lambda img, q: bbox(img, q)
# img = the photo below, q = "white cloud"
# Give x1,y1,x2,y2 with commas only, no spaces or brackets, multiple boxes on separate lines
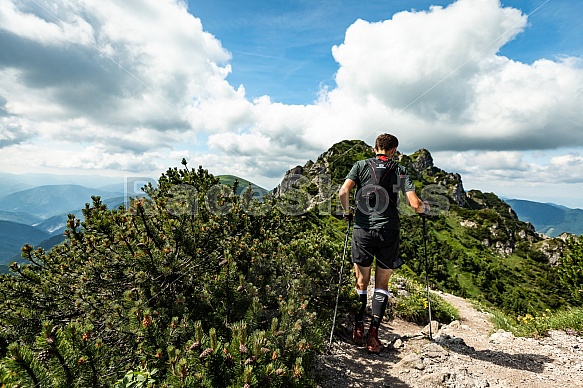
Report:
434,149,583,207
0,0,230,154
209,0,583,161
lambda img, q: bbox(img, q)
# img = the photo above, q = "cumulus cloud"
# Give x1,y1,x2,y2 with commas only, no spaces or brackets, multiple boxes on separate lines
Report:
0,0,231,160
203,0,583,161
435,149,583,199
0,95,34,147
322,0,583,152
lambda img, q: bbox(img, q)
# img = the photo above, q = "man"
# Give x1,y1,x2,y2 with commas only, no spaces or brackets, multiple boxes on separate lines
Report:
338,133,429,354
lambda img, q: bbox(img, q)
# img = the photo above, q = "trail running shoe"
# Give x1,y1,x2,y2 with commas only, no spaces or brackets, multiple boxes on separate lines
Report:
352,322,366,345
366,326,384,354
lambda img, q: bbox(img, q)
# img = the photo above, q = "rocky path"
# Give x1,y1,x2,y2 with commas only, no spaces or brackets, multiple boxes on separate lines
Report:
316,291,583,387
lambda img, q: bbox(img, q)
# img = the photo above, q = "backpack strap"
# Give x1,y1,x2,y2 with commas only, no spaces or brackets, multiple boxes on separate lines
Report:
365,158,395,187
361,158,399,208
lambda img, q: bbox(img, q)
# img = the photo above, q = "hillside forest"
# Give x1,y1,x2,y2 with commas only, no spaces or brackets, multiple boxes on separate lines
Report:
0,140,582,387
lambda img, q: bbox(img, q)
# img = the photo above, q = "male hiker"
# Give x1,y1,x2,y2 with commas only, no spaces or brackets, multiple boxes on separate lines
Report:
338,133,429,353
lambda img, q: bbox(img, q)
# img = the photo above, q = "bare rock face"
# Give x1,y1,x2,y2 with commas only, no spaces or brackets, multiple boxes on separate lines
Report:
402,149,468,207
435,172,467,206
410,148,434,172
272,165,305,198
539,238,567,266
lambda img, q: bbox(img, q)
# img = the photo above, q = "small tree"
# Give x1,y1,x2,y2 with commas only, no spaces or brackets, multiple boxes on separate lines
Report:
556,236,583,304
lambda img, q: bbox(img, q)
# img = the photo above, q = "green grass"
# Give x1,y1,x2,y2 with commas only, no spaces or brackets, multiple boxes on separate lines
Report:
480,302,583,337
389,276,460,325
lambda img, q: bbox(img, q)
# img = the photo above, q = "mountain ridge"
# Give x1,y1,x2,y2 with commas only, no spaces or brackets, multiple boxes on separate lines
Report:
0,184,124,218
0,220,49,266
505,198,583,237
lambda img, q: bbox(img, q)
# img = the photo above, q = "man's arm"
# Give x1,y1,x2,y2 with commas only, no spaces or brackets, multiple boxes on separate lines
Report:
339,179,356,213
406,190,429,214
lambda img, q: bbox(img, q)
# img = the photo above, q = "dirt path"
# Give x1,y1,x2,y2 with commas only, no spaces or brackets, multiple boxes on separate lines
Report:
316,291,583,387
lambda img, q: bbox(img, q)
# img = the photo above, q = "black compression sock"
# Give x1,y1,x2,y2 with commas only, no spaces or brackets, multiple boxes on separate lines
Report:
371,289,388,329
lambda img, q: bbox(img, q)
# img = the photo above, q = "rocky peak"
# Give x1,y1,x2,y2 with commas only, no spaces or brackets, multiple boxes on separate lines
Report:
408,148,434,173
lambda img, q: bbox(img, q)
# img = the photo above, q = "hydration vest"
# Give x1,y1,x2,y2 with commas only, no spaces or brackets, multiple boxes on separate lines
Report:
357,157,399,213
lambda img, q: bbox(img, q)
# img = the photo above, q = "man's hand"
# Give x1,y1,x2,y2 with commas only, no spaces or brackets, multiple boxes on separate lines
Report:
342,210,353,223
419,201,431,216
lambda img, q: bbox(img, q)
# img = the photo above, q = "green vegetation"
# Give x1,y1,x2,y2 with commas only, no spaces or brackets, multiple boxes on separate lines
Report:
397,209,570,315
1,140,582,386
0,164,347,387
556,236,583,305
389,276,460,325
217,175,270,197
482,303,583,338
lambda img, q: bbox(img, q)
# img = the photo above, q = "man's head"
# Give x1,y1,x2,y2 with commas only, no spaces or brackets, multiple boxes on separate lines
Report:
374,133,398,154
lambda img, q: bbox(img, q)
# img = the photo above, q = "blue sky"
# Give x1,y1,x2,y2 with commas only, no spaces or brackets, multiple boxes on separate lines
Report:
1,0,583,208
188,0,582,104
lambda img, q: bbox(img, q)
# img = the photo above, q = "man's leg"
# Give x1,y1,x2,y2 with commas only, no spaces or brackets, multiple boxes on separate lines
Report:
354,263,371,322
351,228,376,345
367,265,393,353
352,264,371,344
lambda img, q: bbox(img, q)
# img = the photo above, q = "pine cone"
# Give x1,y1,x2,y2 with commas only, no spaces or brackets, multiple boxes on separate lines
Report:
199,347,213,359
239,343,248,354
244,356,257,365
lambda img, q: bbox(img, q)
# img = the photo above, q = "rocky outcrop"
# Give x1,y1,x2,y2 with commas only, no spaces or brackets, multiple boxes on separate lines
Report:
539,237,568,266
273,140,373,210
409,148,434,172
435,172,467,206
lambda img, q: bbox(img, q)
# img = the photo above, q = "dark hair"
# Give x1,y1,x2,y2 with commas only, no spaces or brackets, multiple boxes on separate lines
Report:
375,133,398,151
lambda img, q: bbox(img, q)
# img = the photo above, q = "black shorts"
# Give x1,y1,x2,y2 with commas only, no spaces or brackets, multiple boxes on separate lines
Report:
351,228,403,270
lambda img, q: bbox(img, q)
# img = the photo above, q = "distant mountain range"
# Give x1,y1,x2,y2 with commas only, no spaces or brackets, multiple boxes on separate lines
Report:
0,168,581,272
0,176,270,269
505,199,583,238
0,183,135,268
0,220,49,269
0,184,124,217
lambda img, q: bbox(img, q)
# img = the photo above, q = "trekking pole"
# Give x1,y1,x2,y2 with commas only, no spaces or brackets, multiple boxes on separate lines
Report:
328,219,351,348
422,215,433,340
